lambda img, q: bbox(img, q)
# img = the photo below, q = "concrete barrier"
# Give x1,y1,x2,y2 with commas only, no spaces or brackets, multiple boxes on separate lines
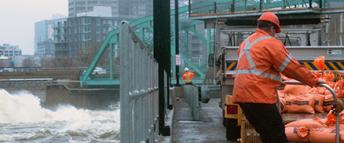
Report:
184,85,201,120
0,69,80,80
45,84,118,109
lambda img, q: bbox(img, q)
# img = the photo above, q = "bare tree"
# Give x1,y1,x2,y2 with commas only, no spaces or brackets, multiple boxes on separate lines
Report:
41,56,55,68
22,57,35,67
74,42,101,67
0,60,6,67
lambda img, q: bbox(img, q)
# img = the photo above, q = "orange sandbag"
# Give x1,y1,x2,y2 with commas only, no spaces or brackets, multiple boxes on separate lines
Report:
283,95,315,114
311,87,331,95
338,90,344,98
313,56,325,71
309,127,336,143
327,110,344,125
324,71,335,83
313,72,321,78
278,90,287,99
326,111,336,126
335,79,344,98
324,95,334,112
278,91,286,111
286,118,325,129
312,94,325,113
339,111,344,124
283,85,311,95
279,97,286,111
322,110,344,126
285,127,309,142
308,126,344,143
309,87,319,94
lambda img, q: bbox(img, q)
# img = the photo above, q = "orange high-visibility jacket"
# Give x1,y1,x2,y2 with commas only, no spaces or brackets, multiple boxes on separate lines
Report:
182,71,195,83
233,29,318,104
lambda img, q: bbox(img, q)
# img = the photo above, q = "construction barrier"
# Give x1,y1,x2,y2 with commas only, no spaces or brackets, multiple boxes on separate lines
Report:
184,85,201,120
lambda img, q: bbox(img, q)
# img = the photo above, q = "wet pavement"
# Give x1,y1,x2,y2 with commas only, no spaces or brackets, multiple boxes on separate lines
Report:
172,97,233,143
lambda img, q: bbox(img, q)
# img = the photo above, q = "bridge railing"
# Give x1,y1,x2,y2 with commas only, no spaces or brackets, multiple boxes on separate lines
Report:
120,22,160,142
188,0,344,17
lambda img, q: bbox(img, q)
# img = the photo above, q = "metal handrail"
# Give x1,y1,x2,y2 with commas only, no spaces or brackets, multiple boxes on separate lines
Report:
282,80,341,143
120,22,160,142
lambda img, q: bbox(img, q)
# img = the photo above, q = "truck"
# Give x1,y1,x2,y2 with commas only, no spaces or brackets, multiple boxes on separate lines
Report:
217,30,344,142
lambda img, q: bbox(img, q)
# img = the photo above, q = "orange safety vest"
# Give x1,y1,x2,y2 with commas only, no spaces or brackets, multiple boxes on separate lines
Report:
182,71,195,84
233,29,318,104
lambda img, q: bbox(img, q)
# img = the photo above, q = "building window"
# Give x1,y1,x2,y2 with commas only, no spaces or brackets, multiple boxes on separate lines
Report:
97,35,101,41
83,35,86,41
76,7,86,11
87,0,98,5
82,18,86,25
76,1,85,5
85,18,91,25
85,26,91,33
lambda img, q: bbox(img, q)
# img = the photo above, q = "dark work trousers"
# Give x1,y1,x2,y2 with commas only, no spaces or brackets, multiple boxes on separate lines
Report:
239,103,288,143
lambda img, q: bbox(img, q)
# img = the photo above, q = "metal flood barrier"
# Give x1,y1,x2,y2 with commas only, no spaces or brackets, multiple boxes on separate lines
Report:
184,85,201,120
120,22,159,143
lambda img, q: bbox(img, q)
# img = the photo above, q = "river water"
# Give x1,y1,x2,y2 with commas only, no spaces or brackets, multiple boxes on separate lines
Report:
0,89,119,143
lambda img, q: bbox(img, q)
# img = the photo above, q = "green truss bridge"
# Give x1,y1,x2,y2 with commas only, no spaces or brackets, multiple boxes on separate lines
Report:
80,0,344,87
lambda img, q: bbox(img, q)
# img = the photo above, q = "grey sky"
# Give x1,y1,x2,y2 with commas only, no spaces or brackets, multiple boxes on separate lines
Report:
0,0,68,55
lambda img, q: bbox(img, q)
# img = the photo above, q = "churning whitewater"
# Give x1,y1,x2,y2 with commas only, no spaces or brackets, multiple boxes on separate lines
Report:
0,89,119,143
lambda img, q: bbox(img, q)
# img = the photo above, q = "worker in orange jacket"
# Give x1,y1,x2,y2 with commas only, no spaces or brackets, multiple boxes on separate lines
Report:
232,12,323,143
182,67,195,84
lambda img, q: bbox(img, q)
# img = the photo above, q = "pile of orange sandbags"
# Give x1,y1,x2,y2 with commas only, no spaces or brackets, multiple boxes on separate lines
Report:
285,112,344,143
279,91,335,114
279,71,344,114
279,91,330,114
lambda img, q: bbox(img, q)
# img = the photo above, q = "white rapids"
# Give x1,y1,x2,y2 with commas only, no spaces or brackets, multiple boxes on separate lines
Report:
0,89,119,143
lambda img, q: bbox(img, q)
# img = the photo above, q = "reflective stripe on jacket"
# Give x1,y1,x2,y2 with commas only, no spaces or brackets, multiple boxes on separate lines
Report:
233,29,318,104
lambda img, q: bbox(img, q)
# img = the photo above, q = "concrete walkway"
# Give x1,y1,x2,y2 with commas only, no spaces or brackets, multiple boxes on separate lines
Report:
172,97,231,143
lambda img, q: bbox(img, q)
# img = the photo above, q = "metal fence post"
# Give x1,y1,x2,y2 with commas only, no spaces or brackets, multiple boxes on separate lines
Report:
188,0,191,17
120,21,130,143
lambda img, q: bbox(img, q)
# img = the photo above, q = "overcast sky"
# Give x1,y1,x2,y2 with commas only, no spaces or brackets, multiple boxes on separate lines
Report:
0,0,68,55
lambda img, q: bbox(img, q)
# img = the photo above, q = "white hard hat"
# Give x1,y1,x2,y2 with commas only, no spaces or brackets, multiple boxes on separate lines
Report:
184,67,189,71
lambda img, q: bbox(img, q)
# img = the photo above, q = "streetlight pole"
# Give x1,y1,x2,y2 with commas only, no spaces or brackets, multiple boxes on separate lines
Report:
154,0,171,136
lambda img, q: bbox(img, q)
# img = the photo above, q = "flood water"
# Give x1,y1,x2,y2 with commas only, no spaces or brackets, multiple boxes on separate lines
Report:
0,89,119,143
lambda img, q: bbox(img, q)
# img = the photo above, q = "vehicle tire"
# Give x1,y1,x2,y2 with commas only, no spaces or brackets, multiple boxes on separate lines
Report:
226,119,241,141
